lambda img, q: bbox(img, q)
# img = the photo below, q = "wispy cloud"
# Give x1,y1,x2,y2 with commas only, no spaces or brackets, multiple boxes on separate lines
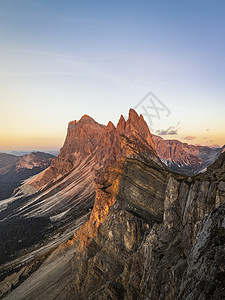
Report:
156,123,180,136
183,135,196,141
0,48,162,88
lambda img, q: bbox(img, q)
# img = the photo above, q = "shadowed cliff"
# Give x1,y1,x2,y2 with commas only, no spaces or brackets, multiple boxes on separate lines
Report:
1,111,225,300
4,150,225,300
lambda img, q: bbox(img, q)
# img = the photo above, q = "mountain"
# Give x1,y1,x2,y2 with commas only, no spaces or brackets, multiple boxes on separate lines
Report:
152,134,224,175
3,140,225,299
26,110,155,191
0,153,20,168
0,152,55,200
0,110,224,299
3,150,60,157
0,109,157,281
1,109,156,223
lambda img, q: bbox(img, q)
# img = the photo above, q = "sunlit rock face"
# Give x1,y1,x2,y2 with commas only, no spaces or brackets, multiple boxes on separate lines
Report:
0,109,158,299
6,151,225,300
0,109,156,225
26,108,155,193
11,108,157,223
2,109,225,300
63,152,225,300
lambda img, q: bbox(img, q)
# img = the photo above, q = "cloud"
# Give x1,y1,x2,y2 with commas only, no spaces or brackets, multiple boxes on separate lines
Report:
156,125,180,136
206,128,210,131
183,136,196,141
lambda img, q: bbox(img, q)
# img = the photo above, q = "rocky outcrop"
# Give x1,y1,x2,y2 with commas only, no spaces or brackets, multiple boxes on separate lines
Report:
0,110,156,224
2,111,225,300
152,135,224,175
0,109,158,298
5,148,225,299
64,152,225,300
8,109,157,225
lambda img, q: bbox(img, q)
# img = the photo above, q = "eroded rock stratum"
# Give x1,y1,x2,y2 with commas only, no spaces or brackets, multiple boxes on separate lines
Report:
2,110,225,300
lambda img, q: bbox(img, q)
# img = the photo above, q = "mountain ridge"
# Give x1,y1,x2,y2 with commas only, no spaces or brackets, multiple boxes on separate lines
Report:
152,134,224,175
0,110,224,299
0,109,157,281
0,152,55,200
23,108,156,193
4,150,225,299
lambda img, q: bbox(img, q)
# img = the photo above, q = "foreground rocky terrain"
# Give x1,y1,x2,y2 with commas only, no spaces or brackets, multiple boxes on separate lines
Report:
0,110,224,299
3,145,225,299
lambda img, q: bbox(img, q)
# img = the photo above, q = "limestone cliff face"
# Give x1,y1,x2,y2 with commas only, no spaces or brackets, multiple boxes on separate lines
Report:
60,153,225,300
2,112,225,300
4,152,225,300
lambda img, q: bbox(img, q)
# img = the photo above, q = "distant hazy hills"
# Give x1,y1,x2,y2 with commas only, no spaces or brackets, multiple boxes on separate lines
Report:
0,152,55,200
4,150,59,157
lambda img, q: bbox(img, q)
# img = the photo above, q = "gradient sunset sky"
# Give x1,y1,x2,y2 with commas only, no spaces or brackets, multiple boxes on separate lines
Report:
0,0,225,151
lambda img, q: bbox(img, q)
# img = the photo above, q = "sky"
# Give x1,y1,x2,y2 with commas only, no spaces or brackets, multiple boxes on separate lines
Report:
0,0,225,151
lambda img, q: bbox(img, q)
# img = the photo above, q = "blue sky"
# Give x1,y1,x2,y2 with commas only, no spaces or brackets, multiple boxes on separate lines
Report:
0,0,225,150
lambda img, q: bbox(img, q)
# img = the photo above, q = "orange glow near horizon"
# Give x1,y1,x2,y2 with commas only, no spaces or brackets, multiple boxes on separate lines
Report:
0,135,64,151
0,1,225,153
0,128,224,152
0,109,225,151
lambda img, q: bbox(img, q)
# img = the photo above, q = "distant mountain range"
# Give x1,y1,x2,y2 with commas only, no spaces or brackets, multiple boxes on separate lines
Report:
3,150,59,157
152,135,225,175
1,130,223,203
0,152,55,200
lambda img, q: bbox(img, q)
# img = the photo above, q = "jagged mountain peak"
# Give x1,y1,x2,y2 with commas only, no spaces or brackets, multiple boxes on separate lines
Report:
128,108,139,121
105,121,115,131
68,119,77,128
23,109,155,193
7,141,225,300
1,110,225,300
79,114,98,124
68,115,101,129
127,109,147,132
116,114,126,130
